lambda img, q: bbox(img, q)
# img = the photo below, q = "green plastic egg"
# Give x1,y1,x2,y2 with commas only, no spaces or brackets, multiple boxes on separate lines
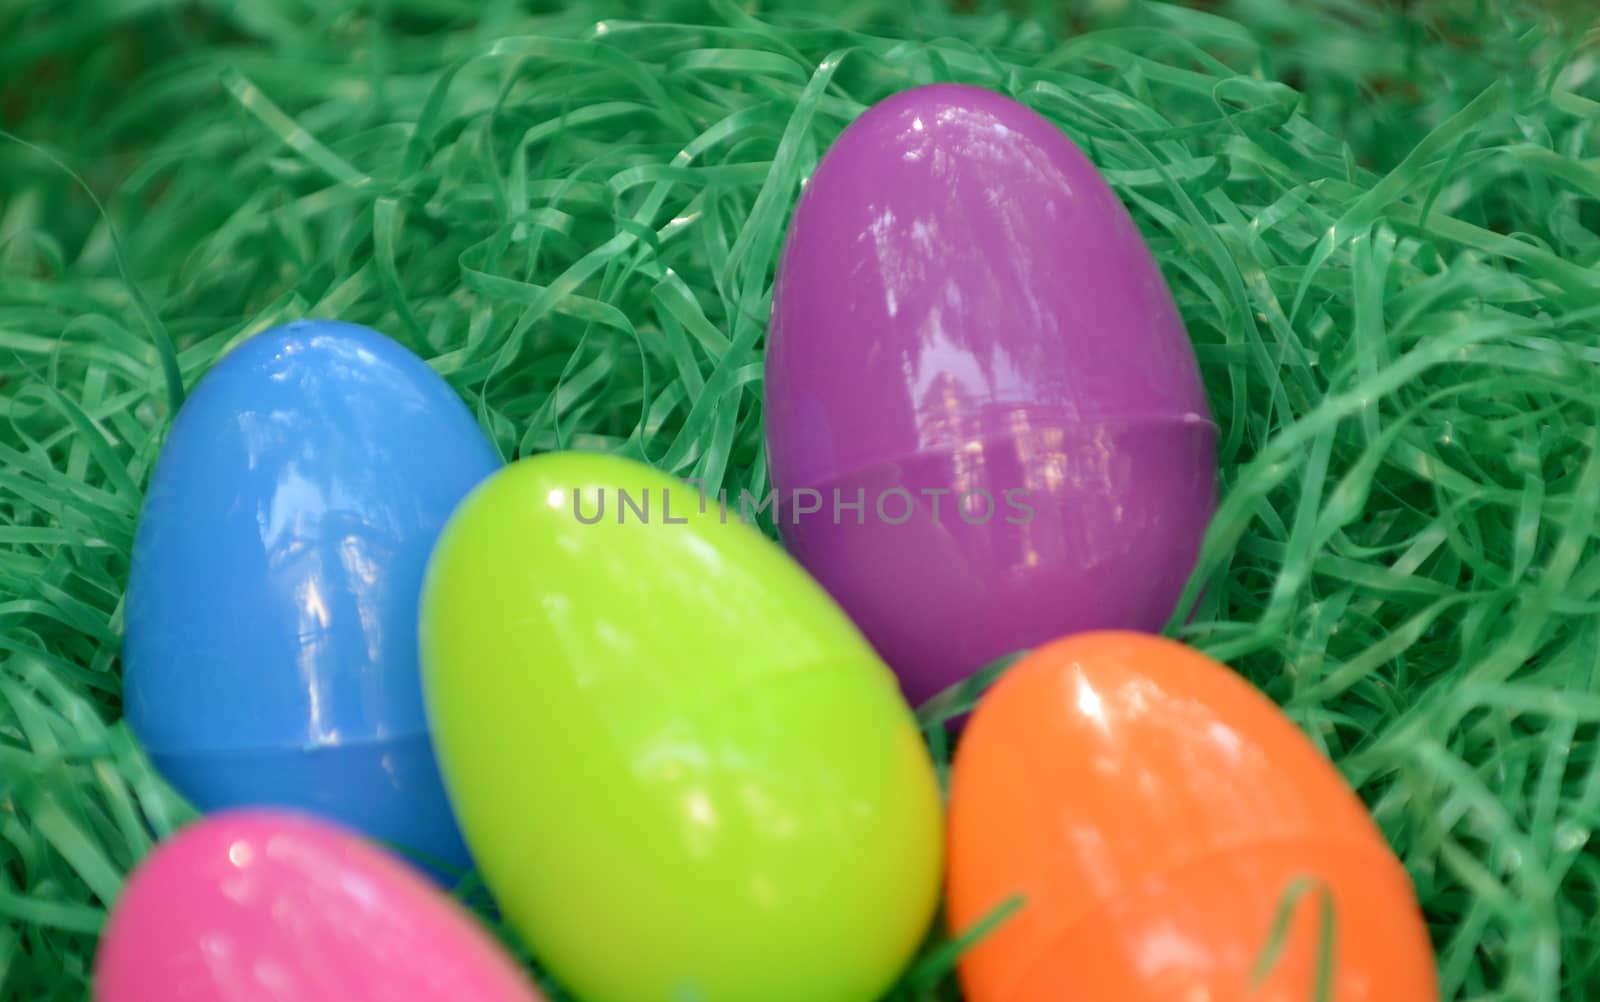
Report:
418,451,943,1002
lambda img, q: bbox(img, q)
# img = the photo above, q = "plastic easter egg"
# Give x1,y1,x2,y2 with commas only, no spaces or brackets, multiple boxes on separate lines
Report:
419,451,943,1002
122,320,501,873
946,632,1437,1002
94,810,545,1002
765,83,1217,708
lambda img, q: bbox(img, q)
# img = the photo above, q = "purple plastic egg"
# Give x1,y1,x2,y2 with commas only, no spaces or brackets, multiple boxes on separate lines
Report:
764,83,1217,710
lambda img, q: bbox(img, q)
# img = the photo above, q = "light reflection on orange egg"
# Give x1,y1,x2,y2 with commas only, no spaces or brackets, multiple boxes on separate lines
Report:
947,631,1437,1002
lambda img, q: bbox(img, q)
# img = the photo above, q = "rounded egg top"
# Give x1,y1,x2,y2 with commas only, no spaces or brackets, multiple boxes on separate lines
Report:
123,319,500,761
418,452,944,1002
93,810,545,1002
946,632,1437,1002
765,83,1212,493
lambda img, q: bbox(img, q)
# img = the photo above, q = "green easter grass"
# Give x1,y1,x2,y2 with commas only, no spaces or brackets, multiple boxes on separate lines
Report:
3,0,1599,998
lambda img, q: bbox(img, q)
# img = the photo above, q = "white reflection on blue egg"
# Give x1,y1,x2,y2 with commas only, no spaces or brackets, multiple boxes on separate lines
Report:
123,320,500,874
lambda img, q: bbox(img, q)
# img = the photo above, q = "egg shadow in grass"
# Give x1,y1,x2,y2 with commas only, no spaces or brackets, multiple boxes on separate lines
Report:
373,842,504,919
407,870,577,1002
882,895,1028,1002
916,650,1029,754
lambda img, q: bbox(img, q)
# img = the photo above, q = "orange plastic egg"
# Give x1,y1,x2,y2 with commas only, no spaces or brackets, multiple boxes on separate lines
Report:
946,631,1436,1002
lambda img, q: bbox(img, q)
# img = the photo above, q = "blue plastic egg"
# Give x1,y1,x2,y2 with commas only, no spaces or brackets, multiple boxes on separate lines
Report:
122,320,500,873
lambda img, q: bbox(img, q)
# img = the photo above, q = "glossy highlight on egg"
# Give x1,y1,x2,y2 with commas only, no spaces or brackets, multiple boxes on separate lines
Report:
93,810,545,1002
419,451,943,1002
765,83,1217,708
946,631,1438,1002
122,319,501,873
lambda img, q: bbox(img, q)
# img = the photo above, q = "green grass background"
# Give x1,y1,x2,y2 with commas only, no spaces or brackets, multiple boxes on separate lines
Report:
3,0,1599,998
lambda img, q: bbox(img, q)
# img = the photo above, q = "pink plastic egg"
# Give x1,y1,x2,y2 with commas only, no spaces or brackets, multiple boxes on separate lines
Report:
94,810,544,1002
